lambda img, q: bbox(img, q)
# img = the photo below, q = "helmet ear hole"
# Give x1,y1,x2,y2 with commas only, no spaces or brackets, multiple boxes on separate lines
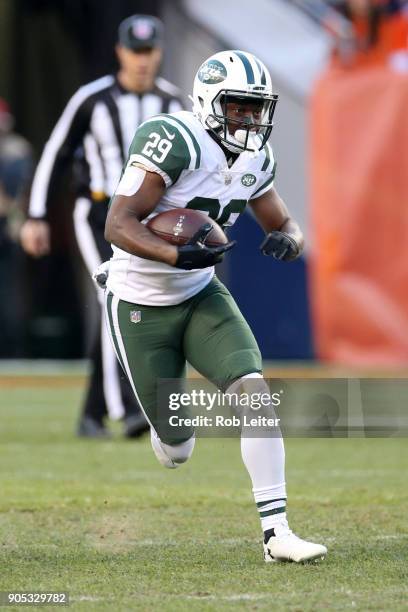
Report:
198,96,204,108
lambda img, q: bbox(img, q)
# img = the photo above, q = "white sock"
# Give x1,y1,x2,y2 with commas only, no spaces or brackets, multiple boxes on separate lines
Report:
227,373,287,533
241,436,287,532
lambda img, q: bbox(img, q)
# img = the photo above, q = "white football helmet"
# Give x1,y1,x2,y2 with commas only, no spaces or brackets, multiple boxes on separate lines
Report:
192,50,278,154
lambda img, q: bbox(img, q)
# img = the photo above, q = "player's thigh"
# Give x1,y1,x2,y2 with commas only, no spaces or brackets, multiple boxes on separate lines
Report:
183,278,262,390
105,291,193,443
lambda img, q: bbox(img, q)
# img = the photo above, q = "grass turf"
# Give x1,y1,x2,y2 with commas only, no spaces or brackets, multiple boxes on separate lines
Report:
0,378,407,610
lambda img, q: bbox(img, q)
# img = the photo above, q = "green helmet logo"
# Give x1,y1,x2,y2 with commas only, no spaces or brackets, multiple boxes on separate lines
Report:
241,173,257,187
198,60,227,84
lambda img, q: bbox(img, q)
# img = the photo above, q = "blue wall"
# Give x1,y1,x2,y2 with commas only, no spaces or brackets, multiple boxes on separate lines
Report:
225,212,314,360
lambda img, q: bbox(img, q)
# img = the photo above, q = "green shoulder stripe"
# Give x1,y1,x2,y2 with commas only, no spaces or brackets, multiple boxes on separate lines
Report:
261,143,273,172
168,116,201,169
128,118,191,185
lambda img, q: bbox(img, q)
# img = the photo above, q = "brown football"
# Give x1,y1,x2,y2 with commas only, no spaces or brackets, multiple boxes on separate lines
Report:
146,209,227,247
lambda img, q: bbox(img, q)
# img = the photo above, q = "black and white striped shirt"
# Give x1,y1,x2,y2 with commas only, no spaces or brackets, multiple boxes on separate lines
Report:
28,75,183,218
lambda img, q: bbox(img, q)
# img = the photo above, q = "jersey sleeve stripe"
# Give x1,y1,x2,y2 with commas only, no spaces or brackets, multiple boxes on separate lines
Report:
261,143,272,172
128,154,172,187
252,174,274,198
164,116,201,169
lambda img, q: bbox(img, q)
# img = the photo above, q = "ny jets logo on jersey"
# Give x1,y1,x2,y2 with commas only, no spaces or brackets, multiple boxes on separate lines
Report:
161,125,176,140
241,173,257,187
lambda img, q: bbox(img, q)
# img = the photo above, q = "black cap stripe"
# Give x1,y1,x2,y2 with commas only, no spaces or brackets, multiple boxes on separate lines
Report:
233,50,255,84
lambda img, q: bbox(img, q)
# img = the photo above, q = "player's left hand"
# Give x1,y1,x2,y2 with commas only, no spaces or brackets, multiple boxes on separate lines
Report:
260,231,301,262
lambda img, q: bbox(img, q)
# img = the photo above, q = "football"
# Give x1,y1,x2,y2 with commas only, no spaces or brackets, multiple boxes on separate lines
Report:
146,209,227,247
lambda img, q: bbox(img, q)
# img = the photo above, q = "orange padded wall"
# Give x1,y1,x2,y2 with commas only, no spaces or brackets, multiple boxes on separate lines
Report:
309,67,408,364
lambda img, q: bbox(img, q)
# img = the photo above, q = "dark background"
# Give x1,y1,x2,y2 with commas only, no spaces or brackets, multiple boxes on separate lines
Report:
0,0,162,359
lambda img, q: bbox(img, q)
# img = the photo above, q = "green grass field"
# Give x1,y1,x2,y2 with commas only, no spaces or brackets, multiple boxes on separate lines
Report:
0,372,407,610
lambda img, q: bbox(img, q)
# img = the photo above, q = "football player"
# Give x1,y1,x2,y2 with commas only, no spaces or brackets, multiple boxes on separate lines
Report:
102,50,327,563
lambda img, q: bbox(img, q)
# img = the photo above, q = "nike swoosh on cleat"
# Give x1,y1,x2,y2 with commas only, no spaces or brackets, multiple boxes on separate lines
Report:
161,125,176,140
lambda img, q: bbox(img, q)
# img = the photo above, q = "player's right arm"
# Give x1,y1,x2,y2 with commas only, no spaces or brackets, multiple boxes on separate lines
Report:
106,117,234,269
105,116,188,265
106,166,233,269
105,168,179,266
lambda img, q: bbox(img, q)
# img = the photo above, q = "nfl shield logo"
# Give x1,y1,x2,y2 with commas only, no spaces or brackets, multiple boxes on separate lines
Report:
130,310,142,324
133,20,153,40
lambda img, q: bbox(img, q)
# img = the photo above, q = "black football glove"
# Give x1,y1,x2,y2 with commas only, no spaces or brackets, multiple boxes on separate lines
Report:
260,231,301,262
175,223,236,270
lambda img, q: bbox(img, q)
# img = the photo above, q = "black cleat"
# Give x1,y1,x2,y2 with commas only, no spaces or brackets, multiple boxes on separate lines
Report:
123,413,150,438
77,417,111,439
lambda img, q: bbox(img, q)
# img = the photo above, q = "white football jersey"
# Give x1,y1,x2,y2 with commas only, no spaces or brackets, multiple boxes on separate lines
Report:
107,111,276,305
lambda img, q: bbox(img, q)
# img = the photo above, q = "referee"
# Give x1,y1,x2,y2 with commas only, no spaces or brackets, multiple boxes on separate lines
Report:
20,15,184,438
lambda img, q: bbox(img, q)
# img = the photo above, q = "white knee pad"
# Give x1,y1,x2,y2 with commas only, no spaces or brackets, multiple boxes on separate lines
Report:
150,429,195,469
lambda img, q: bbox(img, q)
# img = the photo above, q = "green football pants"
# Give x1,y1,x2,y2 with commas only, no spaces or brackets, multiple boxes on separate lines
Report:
105,277,262,444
